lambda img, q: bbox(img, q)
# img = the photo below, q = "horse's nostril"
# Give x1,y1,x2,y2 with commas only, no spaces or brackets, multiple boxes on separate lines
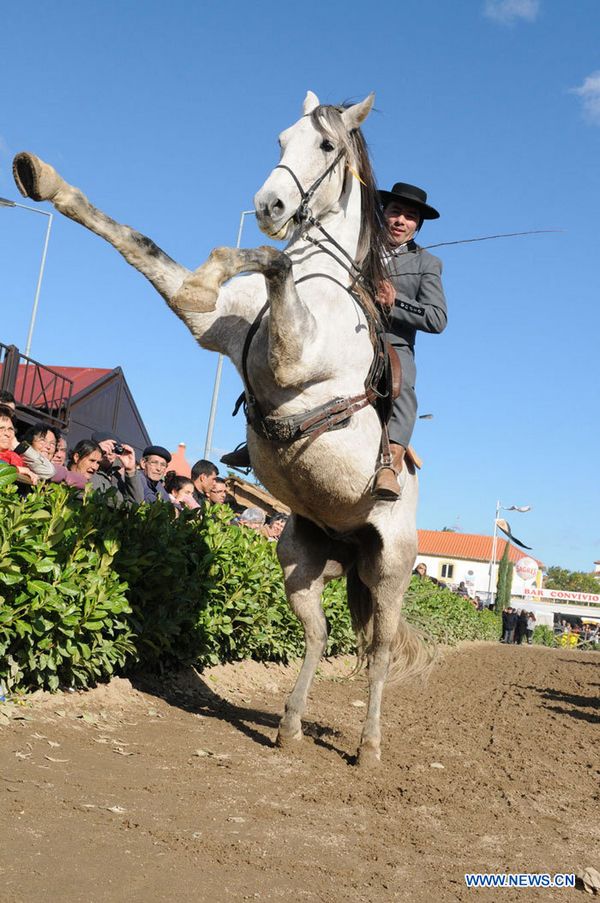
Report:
270,199,284,216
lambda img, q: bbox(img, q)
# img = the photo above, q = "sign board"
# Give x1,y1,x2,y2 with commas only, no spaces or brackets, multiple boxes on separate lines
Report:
523,587,600,605
515,557,538,582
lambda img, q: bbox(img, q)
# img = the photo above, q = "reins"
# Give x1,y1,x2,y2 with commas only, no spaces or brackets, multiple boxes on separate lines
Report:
274,149,374,296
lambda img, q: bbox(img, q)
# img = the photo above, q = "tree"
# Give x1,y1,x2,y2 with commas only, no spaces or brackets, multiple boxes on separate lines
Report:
545,566,599,594
495,543,514,612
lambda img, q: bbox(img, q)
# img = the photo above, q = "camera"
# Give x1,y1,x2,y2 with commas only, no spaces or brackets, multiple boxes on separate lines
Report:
113,443,125,455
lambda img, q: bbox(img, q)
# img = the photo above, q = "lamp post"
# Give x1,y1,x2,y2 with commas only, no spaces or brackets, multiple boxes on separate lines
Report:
487,501,531,608
0,197,53,359
203,209,256,460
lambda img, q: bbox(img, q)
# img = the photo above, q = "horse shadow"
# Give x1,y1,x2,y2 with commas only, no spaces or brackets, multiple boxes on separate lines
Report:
129,667,354,763
519,683,600,725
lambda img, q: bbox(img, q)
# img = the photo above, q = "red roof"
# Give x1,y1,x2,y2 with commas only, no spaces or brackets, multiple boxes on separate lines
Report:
41,366,112,397
5,363,111,408
417,530,543,567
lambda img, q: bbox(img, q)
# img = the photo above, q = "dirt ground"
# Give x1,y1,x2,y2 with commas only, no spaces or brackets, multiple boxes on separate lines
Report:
1,642,598,902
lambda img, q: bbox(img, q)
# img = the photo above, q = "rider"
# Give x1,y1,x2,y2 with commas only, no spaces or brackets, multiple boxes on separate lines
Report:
222,182,447,497
372,182,447,500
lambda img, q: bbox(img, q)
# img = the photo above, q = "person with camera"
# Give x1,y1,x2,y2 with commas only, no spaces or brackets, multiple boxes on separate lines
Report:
90,430,144,507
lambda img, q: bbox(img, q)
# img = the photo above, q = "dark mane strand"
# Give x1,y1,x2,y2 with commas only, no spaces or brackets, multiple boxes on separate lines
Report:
310,104,387,323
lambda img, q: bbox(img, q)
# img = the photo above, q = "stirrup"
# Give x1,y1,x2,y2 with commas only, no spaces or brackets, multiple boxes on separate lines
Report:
220,442,251,472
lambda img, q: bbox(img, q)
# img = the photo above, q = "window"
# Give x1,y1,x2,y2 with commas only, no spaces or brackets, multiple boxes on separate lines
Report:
440,563,454,579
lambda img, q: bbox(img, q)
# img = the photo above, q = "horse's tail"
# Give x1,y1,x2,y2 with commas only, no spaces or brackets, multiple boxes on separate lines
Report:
346,565,435,684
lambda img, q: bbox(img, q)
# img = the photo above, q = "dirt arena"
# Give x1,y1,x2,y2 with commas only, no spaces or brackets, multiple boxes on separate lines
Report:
1,642,598,902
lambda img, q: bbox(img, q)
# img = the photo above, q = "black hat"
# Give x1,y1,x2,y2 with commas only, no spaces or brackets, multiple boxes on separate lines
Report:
142,445,172,463
378,182,440,220
91,430,122,445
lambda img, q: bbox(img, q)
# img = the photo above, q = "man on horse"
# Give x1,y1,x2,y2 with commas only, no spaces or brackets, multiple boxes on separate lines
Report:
372,182,447,500
221,181,447,499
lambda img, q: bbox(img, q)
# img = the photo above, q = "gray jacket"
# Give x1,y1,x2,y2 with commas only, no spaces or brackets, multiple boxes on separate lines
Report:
384,241,447,352
90,465,144,507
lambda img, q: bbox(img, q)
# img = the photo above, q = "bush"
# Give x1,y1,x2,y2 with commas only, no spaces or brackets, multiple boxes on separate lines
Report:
0,466,502,693
0,467,134,692
404,577,501,644
532,624,556,647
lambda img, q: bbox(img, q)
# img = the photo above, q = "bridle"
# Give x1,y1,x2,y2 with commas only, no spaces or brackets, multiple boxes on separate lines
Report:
273,146,371,294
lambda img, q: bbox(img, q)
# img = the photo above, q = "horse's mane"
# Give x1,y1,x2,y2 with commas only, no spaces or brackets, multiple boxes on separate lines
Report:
310,104,387,321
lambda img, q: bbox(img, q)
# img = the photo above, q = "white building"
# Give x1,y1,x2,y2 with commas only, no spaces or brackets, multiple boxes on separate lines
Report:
415,532,600,627
415,530,543,602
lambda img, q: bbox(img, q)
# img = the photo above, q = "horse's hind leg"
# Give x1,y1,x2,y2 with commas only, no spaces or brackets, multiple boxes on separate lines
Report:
352,526,425,767
276,515,348,746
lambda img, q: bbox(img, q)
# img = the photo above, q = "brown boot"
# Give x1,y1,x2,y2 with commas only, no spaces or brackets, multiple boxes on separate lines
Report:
372,444,406,501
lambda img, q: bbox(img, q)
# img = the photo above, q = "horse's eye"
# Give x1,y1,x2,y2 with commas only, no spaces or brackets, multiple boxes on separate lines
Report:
320,139,335,152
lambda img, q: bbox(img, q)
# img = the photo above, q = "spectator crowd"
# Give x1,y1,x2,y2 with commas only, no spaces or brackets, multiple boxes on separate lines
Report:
0,391,288,540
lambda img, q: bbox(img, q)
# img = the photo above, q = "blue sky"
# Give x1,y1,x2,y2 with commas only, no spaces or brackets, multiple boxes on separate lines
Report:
1,0,598,571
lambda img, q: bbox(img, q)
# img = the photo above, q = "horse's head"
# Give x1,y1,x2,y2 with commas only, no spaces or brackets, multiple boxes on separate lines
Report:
254,91,375,241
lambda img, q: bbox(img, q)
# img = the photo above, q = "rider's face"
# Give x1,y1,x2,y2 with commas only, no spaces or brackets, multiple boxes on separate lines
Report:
384,202,421,247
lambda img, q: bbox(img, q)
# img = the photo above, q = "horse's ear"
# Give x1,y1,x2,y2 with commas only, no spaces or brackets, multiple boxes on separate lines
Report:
303,91,320,115
341,94,375,130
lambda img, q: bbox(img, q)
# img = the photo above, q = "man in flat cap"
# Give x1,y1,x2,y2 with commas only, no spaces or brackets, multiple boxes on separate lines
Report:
139,445,172,503
90,430,144,506
373,182,447,500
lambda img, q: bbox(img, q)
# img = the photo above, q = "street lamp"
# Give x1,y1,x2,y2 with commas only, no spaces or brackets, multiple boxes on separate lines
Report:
0,196,53,359
203,209,256,460
487,501,531,608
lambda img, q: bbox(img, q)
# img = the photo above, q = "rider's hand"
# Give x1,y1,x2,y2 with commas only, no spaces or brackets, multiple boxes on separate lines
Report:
376,280,396,309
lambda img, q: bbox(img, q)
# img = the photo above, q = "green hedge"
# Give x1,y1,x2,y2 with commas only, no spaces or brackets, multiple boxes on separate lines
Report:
404,577,501,644
0,463,501,693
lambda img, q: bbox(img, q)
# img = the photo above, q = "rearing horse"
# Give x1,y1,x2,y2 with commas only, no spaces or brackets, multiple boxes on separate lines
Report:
13,91,430,765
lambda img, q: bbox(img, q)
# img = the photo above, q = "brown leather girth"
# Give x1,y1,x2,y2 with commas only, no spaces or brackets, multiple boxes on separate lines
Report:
234,304,403,452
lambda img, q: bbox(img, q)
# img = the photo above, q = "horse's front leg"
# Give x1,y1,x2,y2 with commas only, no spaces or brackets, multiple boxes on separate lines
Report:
276,516,349,746
13,152,191,312
175,246,322,387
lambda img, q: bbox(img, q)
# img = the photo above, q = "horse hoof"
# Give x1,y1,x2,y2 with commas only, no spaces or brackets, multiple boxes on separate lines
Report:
356,745,381,768
13,152,61,202
276,729,303,748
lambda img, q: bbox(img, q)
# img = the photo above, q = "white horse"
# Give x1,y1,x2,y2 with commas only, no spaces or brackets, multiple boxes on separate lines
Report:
13,91,430,765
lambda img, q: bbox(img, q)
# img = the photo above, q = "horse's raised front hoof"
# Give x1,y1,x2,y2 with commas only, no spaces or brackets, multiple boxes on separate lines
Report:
275,728,303,748
356,744,381,769
13,152,61,203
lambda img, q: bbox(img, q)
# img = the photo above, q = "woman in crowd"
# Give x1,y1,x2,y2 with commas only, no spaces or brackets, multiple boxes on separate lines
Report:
164,472,200,511
0,405,39,483
68,439,103,482
21,422,87,488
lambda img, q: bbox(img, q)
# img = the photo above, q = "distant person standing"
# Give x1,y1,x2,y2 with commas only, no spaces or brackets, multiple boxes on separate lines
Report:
502,607,518,644
526,612,536,645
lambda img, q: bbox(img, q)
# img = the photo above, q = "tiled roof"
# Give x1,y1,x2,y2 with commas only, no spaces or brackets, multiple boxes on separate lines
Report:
43,366,112,397
11,364,112,404
417,530,543,567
